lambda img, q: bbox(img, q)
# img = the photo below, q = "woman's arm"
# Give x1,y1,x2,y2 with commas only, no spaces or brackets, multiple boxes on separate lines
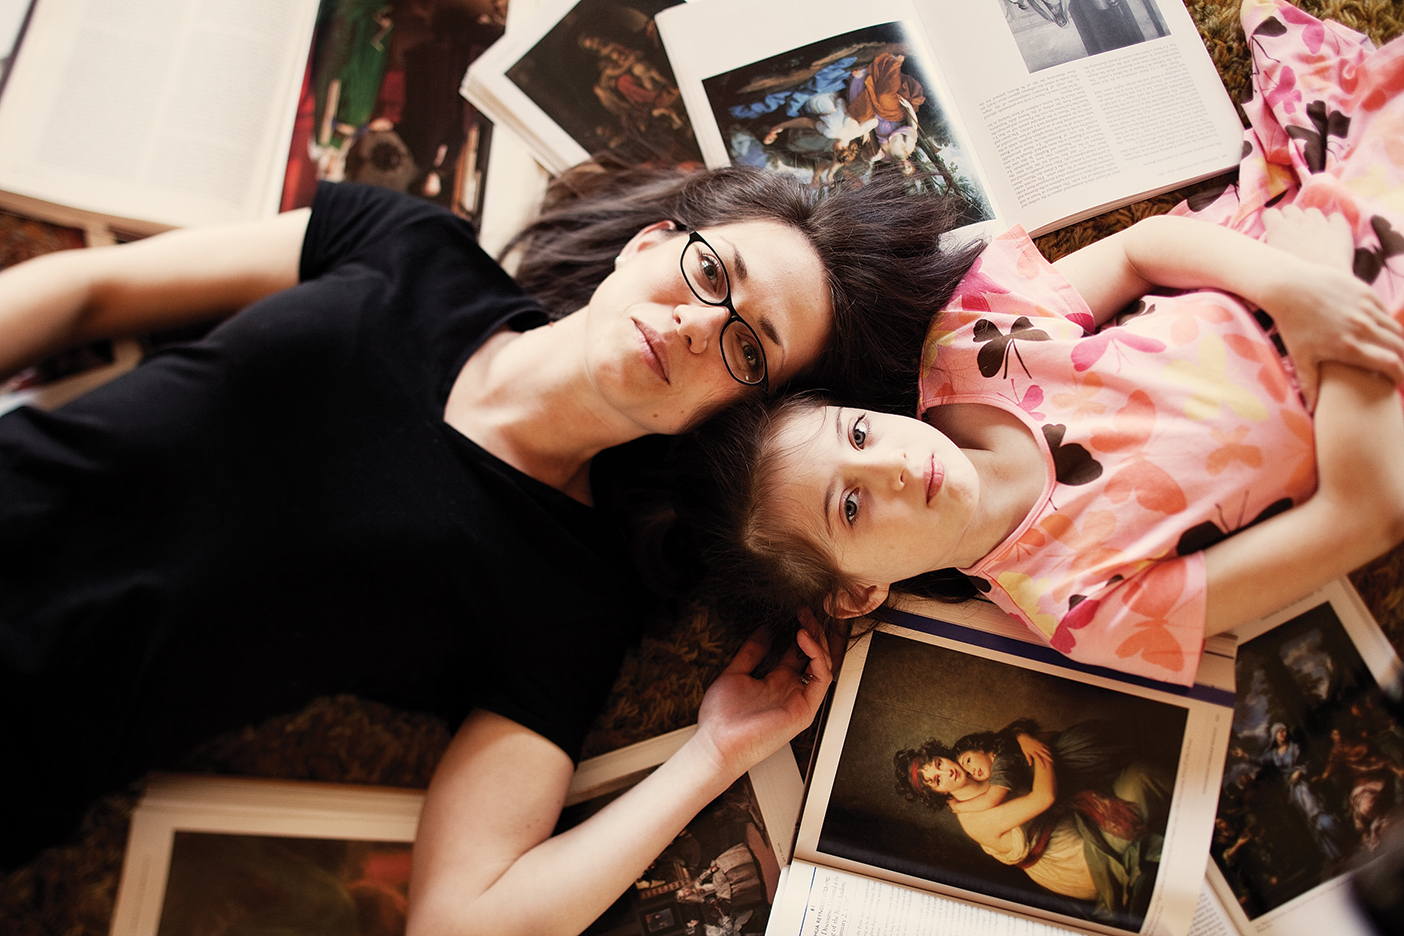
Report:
1052,212,1404,406
957,743,1057,847
0,208,309,380
406,628,832,936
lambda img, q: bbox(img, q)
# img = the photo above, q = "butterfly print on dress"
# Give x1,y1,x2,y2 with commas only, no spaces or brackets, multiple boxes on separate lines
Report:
974,316,1051,379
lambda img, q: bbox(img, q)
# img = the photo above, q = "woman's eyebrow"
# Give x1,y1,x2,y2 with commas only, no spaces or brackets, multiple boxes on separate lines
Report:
725,242,783,350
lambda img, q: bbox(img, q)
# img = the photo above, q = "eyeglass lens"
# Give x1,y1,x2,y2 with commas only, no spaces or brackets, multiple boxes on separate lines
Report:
681,237,767,386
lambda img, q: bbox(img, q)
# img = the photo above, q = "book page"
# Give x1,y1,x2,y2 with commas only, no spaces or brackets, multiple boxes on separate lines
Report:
794,622,1233,936
0,0,318,230
772,860,1087,935
1206,579,1402,935
655,0,1006,243
910,0,1242,234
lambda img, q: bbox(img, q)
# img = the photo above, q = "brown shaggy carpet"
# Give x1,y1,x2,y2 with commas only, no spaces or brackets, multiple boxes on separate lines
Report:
5,1,1404,931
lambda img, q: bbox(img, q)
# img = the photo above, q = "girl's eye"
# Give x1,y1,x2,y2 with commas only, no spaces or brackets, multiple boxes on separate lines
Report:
851,415,868,449
842,490,859,525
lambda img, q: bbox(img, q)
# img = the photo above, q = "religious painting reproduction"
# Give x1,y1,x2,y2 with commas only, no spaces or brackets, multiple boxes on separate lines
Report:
506,0,702,166
1212,601,1404,920
699,21,991,226
815,629,1187,933
282,0,506,221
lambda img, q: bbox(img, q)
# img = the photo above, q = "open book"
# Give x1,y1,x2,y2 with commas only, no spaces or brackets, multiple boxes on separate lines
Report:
770,599,1235,936
466,0,1243,238
0,0,319,237
108,728,803,936
1193,580,1403,936
656,0,1244,237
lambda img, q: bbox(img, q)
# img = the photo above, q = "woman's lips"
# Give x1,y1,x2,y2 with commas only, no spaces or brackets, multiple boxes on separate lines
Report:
635,320,670,384
926,455,944,503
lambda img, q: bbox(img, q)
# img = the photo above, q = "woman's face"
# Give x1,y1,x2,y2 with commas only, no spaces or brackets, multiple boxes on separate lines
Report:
772,405,984,590
958,749,993,783
917,757,969,796
582,220,832,435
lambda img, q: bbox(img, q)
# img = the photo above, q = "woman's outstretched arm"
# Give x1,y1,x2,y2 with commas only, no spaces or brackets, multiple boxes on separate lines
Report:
1052,211,1404,407
406,628,832,936
0,208,309,380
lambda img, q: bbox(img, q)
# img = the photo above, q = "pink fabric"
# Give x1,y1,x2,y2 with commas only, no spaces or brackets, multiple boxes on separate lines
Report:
918,0,1404,684
922,229,1312,685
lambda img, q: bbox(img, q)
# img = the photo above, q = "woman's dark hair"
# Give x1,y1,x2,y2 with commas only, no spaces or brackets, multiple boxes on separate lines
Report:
673,391,980,639
507,157,984,408
894,738,957,812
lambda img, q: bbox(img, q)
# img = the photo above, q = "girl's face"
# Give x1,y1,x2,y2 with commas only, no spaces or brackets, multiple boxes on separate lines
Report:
582,220,832,435
958,749,993,783
917,757,969,795
772,405,983,593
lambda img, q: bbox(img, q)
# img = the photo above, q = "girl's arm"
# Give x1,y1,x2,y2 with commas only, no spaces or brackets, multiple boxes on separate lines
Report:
1052,212,1404,407
1198,208,1404,633
0,209,309,380
958,744,1057,846
406,629,832,936
1202,359,1404,634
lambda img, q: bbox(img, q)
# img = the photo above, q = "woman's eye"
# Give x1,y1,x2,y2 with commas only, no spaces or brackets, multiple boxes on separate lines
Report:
851,416,868,448
740,341,761,369
842,491,859,525
696,252,725,295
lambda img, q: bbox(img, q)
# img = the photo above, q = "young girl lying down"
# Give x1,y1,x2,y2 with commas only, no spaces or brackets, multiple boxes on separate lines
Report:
690,207,1404,686
684,0,1404,686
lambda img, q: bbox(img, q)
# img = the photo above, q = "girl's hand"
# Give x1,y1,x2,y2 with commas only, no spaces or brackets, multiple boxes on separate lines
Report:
1015,732,1050,766
1028,742,1057,800
1260,206,1404,409
692,627,833,780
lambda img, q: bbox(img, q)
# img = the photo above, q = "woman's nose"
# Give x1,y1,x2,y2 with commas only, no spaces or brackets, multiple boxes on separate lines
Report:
674,302,730,355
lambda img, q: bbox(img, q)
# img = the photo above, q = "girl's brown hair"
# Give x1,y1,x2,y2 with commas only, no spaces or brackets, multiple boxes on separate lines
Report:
674,393,980,638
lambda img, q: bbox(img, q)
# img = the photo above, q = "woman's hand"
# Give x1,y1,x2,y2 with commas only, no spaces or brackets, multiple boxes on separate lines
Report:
1015,732,1050,767
1259,206,1404,409
692,627,833,781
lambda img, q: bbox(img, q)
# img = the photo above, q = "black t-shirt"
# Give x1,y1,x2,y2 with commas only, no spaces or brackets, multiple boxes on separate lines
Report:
0,183,647,800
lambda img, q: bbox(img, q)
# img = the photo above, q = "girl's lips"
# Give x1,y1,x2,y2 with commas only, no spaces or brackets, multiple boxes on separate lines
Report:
635,320,670,384
926,455,944,503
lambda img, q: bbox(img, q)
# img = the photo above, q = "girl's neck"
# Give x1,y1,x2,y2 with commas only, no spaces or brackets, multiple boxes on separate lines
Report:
931,402,1046,567
443,312,642,504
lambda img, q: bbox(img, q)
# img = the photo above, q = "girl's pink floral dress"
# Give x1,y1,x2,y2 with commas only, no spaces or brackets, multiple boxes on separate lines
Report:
918,0,1404,686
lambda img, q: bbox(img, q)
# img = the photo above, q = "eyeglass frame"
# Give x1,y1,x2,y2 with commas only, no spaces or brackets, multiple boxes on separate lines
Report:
677,229,770,390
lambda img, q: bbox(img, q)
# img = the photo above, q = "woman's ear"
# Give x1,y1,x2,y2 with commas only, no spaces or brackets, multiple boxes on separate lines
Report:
616,220,680,265
825,582,890,619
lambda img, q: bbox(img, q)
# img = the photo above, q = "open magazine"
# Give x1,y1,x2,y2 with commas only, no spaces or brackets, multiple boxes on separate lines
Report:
108,728,803,936
0,0,318,235
769,600,1235,936
655,0,1243,237
1194,580,1403,936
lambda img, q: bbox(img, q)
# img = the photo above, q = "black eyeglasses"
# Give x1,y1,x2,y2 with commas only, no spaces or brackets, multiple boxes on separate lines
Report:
678,230,769,389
